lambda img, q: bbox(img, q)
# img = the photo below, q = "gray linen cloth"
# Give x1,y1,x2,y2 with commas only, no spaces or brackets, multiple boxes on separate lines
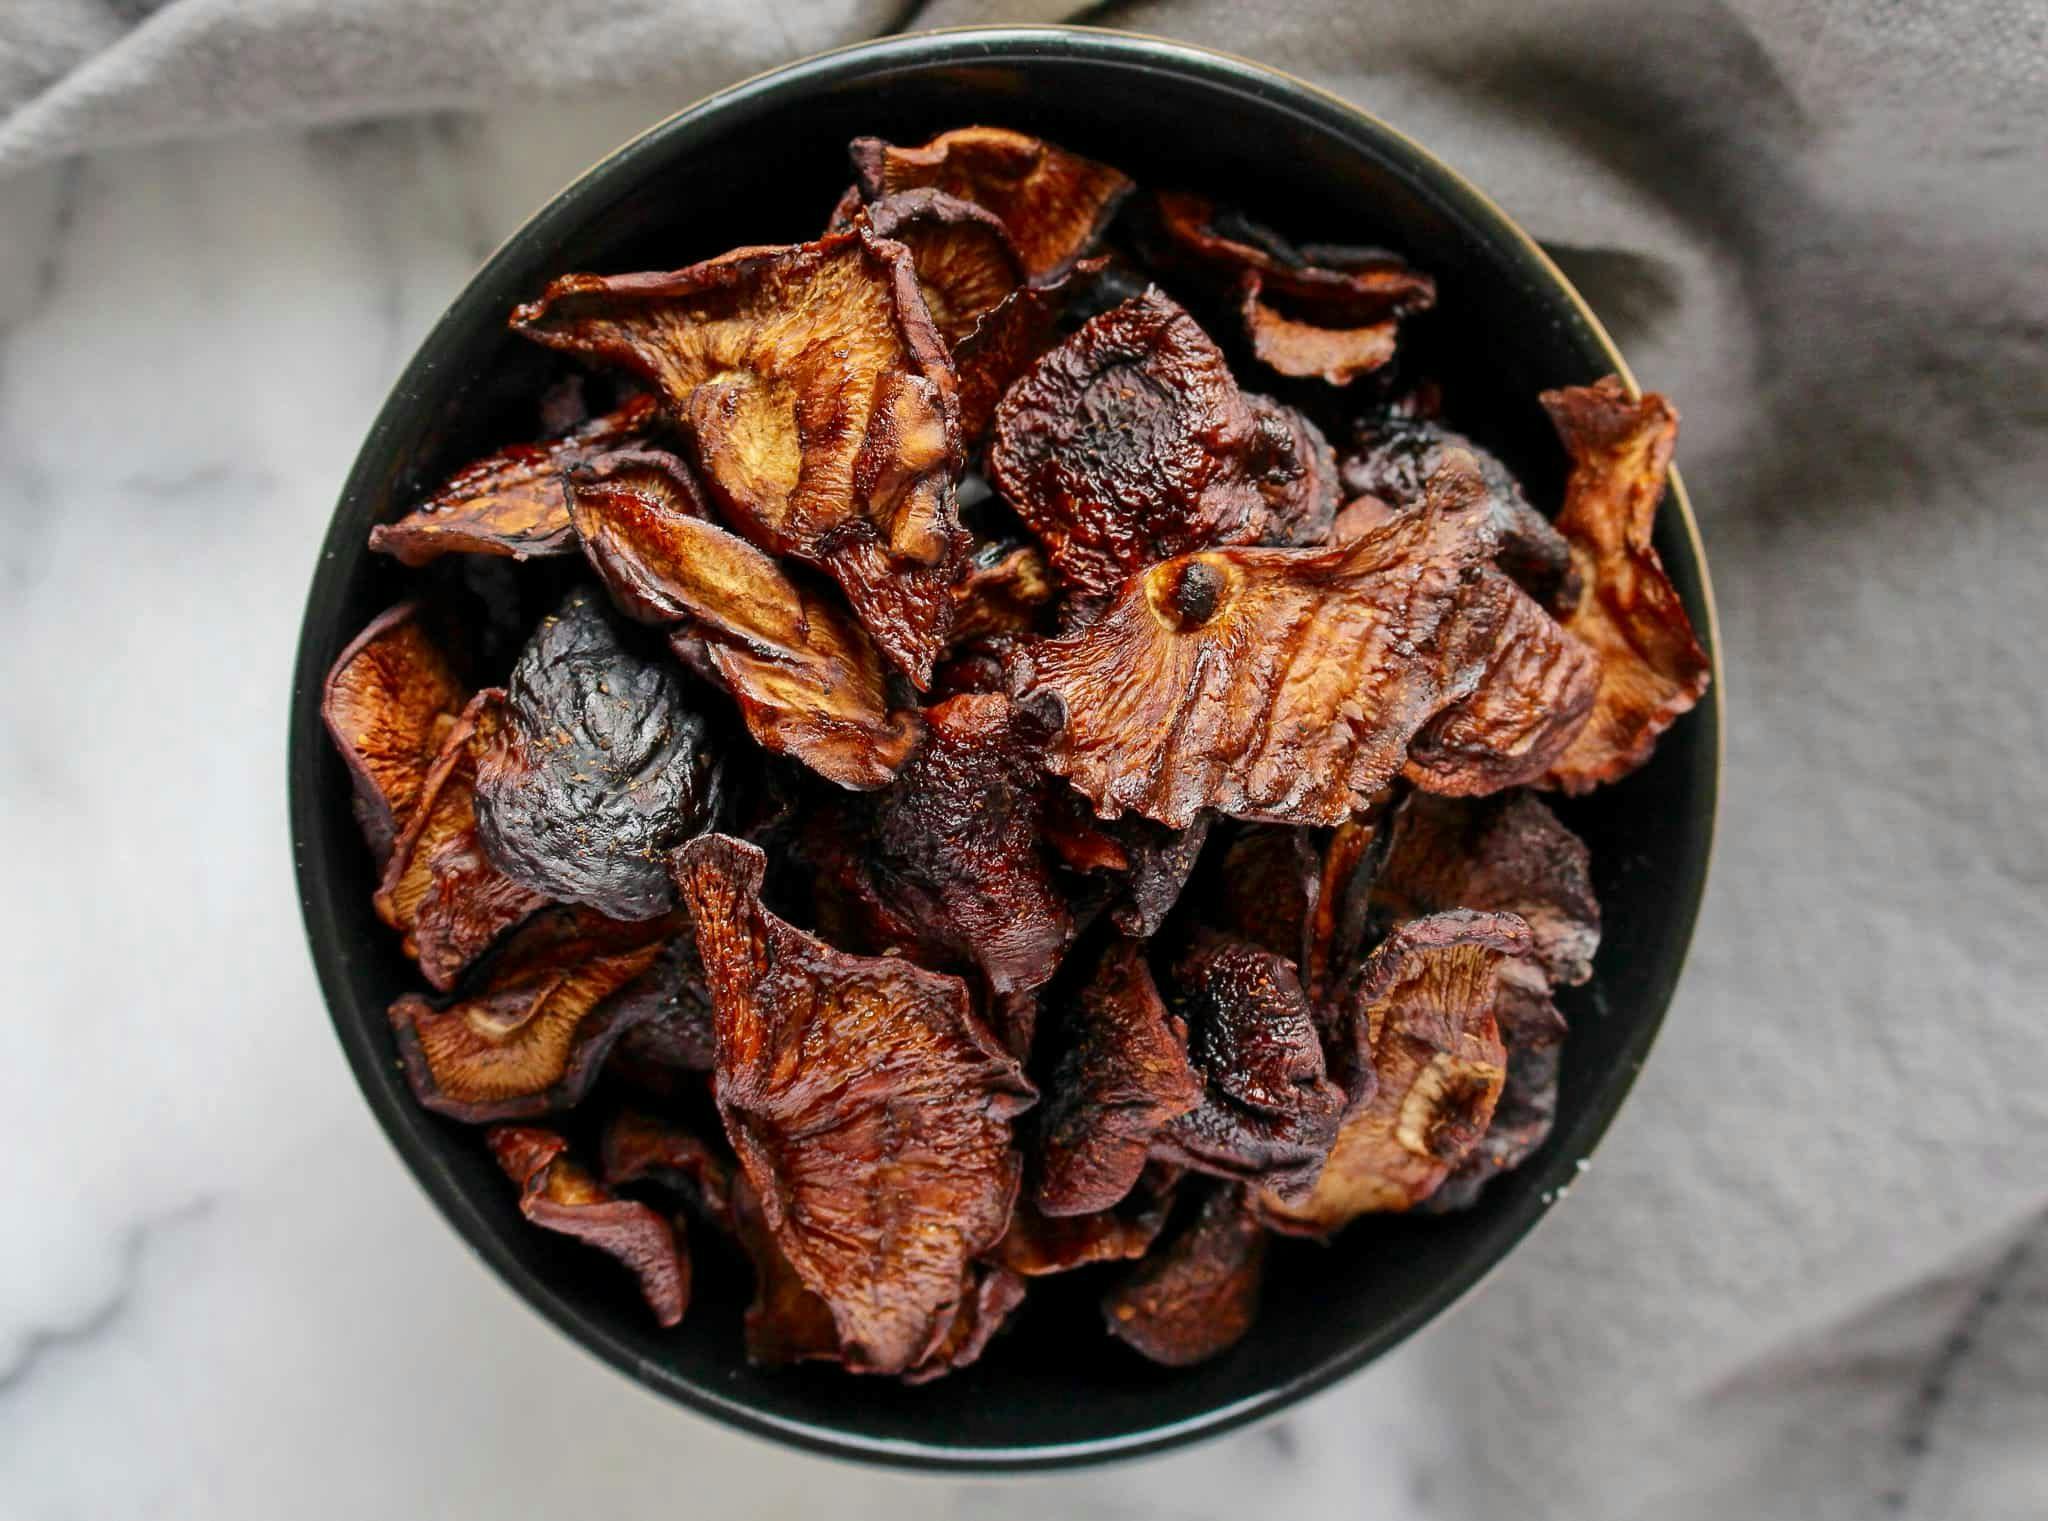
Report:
6,3,2041,1516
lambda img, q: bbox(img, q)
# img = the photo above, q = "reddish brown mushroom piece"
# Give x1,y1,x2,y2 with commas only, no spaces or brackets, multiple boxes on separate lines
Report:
1538,376,1712,792
1010,453,1510,829
510,228,967,685
367,394,659,566
487,1125,689,1327
674,834,1037,1377
565,446,922,789
849,126,1133,283
1103,1183,1267,1367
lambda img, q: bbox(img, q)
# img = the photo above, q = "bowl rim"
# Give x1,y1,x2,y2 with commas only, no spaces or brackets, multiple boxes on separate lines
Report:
289,22,1724,1473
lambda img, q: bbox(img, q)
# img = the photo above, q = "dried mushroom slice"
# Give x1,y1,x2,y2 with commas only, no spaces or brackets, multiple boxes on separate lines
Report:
850,127,1133,282
861,189,1025,348
1539,377,1710,792
389,905,678,1120
988,290,1301,615
594,926,718,1095
510,229,966,685
472,586,721,921
1259,911,1523,1231
321,601,468,867
1377,791,1600,987
1010,456,1509,828
1404,574,1599,795
951,260,1104,442
1245,394,1340,547
1302,795,1401,1005
950,538,1055,642
902,1265,1027,1384
1149,192,1436,326
675,834,1037,1376
1107,814,1213,938
566,448,921,789
994,1169,1178,1276
601,1109,735,1232
811,692,1078,995
1343,410,1575,607
374,691,549,990
1240,271,1398,386
1153,935,1345,1198
731,1172,844,1367
1426,959,1568,1210
1036,940,1205,1218
1103,1183,1266,1367
487,1126,689,1327
1210,827,1321,966
367,395,660,566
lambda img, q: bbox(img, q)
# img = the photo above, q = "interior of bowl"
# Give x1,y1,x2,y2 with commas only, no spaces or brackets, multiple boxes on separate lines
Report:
289,27,1720,1471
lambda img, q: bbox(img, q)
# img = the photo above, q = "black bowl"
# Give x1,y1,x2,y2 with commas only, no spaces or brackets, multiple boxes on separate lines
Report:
289,25,1722,1472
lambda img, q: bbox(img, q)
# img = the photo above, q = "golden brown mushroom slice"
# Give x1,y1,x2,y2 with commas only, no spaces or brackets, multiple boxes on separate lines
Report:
321,601,468,868
473,587,723,920
988,290,1335,617
1376,790,1601,988
509,229,966,685
1425,959,1570,1211
1009,455,1510,829
901,1265,1028,1384
1036,940,1205,1218
1404,576,1600,795
1152,935,1346,1200
389,905,679,1121
487,1125,689,1327
366,395,660,566
1539,376,1711,793
1102,1183,1266,1368
949,538,1056,643
849,126,1133,282
565,447,921,789
1240,270,1398,386
861,189,1025,348
1257,911,1524,1232
731,1172,845,1368
674,834,1038,1376
373,690,549,990
807,692,1079,995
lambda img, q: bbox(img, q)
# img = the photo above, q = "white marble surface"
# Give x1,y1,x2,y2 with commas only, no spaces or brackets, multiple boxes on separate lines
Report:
0,100,1455,1519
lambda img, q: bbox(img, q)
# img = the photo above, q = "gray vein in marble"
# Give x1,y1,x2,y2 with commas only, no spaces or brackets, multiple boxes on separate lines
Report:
0,1195,216,1404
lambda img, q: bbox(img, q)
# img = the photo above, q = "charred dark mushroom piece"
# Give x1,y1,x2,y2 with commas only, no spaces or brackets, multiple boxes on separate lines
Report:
1103,1183,1266,1367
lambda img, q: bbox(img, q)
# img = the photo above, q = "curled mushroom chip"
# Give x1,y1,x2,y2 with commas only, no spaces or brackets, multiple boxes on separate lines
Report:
1010,456,1509,828
510,229,966,684
565,447,921,788
1258,911,1523,1231
1245,393,1341,546
1538,377,1711,792
1403,575,1599,795
808,692,1078,995
1036,940,1205,1217
994,1167,1179,1276
849,127,1133,282
951,538,1055,643
1107,814,1213,938
1426,958,1568,1210
1103,1183,1265,1367
1303,795,1402,1006
389,905,678,1120
488,1125,689,1326
601,1109,735,1232
1376,791,1600,987
374,690,550,990
1148,192,1436,324
989,291,1332,616
902,1265,1027,1384
1153,935,1345,1198
367,395,660,566
1342,409,1575,607
951,260,1104,442
1240,271,1398,385
595,927,719,1096
675,834,1037,1375
472,586,722,921
1210,826,1321,966
321,601,468,867
861,189,1025,348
